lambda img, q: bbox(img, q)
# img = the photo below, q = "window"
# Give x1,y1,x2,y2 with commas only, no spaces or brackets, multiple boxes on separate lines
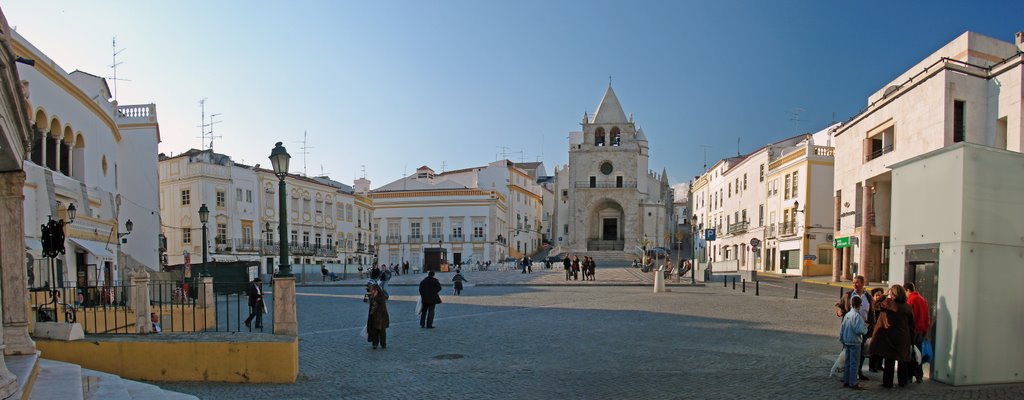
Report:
291,230,298,244
346,204,353,222
741,210,746,223
182,228,191,244
784,174,791,199
728,183,731,197
242,226,253,244
431,221,442,237
953,100,966,143
616,176,623,188
595,127,606,146
758,205,764,226
791,171,799,199
315,233,322,248
327,234,333,248
866,125,895,161
561,189,568,198
266,227,274,242
236,188,243,201
216,191,226,207
452,222,463,238
759,164,765,182
411,222,421,237
563,224,569,234
589,176,596,188
181,189,191,206
743,174,747,190
473,225,485,237
246,190,252,203
302,232,310,246
216,223,227,244
818,248,832,265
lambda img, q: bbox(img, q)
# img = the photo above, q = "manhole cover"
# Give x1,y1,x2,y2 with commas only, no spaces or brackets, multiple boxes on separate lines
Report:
433,353,465,360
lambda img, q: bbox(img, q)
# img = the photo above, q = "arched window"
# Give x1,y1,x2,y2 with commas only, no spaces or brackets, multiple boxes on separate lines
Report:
31,110,46,165
60,126,73,176
594,127,606,146
46,118,60,171
72,134,86,181
610,127,621,146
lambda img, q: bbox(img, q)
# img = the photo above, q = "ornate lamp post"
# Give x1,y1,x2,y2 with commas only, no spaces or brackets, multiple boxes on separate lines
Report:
691,214,699,284
270,142,292,277
198,204,210,276
40,202,75,322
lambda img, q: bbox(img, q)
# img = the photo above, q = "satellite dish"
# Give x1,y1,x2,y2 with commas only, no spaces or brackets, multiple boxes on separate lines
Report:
883,85,899,98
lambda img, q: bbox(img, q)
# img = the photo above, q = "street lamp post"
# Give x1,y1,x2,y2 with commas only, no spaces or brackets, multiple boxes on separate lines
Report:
690,214,699,285
198,204,210,277
270,142,292,277
40,202,74,322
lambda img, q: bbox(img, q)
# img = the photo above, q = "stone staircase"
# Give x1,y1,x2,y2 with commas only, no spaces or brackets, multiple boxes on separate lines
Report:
6,352,197,400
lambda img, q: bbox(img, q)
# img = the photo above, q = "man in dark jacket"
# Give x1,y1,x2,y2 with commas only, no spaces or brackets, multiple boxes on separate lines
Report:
563,256,572,281
244,277,264,329
418,270,443,328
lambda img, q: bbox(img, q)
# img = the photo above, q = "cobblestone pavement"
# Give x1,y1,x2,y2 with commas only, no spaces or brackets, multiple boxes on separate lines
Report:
160,266,1024,399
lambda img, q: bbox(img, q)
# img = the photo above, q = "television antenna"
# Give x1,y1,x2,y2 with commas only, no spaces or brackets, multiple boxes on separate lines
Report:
788,108,806,133
698,145,712,172
207,113,223,150
196,98,208,149
291,131,312,176
107,37,131,102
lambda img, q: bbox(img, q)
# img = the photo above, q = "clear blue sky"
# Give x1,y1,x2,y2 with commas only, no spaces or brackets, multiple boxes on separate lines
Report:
5,1,1021,186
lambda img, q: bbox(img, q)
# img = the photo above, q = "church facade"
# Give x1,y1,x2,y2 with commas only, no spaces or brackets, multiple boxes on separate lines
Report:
551,86,673,257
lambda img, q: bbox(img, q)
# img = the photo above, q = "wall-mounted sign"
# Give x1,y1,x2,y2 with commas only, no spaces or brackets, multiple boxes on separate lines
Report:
834,237,851,248
704,229,716,241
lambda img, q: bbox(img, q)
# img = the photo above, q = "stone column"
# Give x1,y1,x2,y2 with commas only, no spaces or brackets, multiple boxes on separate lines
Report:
198,276,215,331
0,171,35,355
273,277,297,335
128,269,152,334
0,172,24,397
832,195,841,282
842,247,851,281
861,184,873,283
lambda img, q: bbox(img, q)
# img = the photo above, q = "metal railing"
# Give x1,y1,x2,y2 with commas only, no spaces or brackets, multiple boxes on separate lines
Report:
765,224,777,238
780,222,797,236
450,234,464,242
867,144,893,161
386,235,401,244
573,180,638,189
728,221,749,234
471,235,486,242
408,234,422,243
31,282,131,333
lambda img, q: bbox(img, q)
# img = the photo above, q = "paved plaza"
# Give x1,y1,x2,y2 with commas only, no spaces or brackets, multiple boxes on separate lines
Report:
160,267,1024,399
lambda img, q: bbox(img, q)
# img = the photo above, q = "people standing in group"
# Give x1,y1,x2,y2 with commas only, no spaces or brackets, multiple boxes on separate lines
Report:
571,256,580,280
452,271,468,295
418,270,442,328
840,296,869,390
867,287,886,373
244,277,264,330
905,282,930,383
834,275,873,382
366,283,389,349
563,256,572,281
869,284,916,388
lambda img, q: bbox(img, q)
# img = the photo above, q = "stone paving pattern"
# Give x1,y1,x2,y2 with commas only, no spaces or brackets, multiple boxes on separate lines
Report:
160,266,1024,399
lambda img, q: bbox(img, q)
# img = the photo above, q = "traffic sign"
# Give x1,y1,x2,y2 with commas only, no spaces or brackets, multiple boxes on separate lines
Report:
749,238,761,247
704,229,716,241
834,237,850,248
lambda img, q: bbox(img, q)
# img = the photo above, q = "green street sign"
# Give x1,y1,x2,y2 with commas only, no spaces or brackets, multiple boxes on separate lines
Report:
834,237,850,248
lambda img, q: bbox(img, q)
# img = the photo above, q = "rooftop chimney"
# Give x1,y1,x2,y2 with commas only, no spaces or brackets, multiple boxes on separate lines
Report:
1016,32,1024,51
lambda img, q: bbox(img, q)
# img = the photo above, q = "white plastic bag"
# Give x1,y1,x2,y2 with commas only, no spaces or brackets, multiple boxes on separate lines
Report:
415,301,422,317
359,324,368,340
912,345,921,363
830,348,846,377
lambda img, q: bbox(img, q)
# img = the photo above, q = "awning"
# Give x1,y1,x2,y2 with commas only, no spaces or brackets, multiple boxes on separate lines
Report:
24,237,42,252
68,238,115,260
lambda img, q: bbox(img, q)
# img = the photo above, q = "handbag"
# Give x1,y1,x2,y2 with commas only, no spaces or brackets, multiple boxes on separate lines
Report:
921,339,934,364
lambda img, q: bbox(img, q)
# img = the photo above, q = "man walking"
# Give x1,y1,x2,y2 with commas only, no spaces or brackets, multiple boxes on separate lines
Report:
905,282,930,383
563,255,571,281
834,275,873,381
418,270,442,328
244,277,264,329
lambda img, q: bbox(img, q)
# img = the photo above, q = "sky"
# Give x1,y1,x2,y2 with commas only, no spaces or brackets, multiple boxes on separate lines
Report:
4,1,1021,186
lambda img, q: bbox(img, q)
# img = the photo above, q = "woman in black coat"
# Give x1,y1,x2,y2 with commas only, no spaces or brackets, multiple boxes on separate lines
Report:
868,285,915,388
366,284,389,349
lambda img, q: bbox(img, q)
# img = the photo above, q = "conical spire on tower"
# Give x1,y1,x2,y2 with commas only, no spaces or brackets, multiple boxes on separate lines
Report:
592,84,628,124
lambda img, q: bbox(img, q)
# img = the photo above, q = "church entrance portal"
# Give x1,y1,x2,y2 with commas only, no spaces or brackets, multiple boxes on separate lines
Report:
602,218,617,240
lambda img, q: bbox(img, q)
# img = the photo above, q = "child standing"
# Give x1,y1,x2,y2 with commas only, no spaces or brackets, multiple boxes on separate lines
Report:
841,296,868,390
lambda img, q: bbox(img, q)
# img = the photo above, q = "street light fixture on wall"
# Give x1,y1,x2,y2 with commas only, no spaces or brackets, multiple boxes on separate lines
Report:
198,203,210,277
270,141,292,277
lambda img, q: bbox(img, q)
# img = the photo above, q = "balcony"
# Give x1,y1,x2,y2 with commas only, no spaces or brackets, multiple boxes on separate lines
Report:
232,238,260,253
780,222,797,237
386,235,402,244
471,235,486,243
450,234,464,242
357,243,366,253
765,224,777,239
813,146,835,157
727,221,749,234
116,103,157,122
428,234,444,243
408,234,423,243
573,180,637,189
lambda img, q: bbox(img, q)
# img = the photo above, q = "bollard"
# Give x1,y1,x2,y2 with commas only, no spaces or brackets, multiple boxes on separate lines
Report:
839,286,843,298
732,276,736,290
756,280,759,296
794,283,799,299
724,277,728,287
742,278,746,293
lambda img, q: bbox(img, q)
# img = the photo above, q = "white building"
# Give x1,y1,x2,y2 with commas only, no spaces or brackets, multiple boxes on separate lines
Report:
832,31,1024,284
551,85,673,257
15,31,161,288
371,161,544,268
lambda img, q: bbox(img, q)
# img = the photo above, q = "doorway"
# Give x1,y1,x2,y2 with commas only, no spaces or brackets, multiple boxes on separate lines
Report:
76,252,88,287
453,252,462,266
602,218,617,241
